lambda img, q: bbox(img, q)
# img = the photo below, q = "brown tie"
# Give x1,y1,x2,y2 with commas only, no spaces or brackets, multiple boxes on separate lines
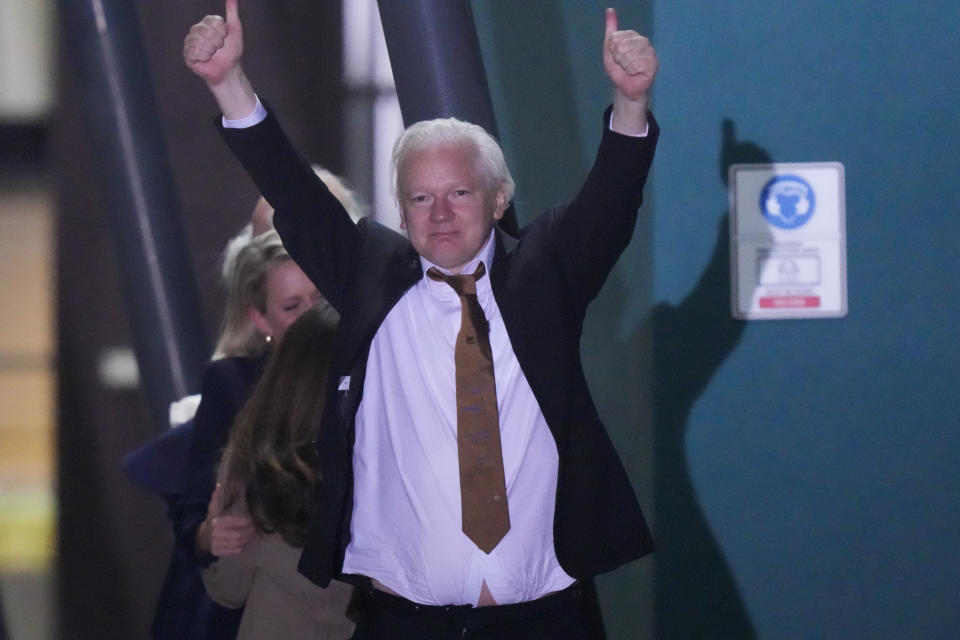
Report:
427,262,510,553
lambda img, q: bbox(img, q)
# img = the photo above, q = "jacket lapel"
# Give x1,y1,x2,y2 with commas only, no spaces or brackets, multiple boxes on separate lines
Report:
335,220,422,373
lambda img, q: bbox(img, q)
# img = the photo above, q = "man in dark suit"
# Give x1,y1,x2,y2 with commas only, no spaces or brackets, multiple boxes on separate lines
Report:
185,1,659,636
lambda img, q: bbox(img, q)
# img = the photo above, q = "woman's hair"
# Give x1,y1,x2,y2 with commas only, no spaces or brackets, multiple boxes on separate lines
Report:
218,303,340,546
213,170,361,360
213,230,290,359
391,117,516,205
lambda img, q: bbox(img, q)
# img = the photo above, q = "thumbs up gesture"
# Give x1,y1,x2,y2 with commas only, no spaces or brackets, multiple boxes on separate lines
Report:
183,0,257,119
603,8,659,103
183,0,244,87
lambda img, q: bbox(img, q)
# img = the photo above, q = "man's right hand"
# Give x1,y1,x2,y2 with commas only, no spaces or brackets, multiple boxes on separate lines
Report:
183,0,257,119
184,0,242,86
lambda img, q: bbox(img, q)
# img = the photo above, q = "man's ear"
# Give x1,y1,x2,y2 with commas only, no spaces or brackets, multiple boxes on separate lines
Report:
248,306,272,338
493,187,508,221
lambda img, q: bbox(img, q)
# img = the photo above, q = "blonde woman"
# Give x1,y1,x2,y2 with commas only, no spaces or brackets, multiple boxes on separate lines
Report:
157,229,320,639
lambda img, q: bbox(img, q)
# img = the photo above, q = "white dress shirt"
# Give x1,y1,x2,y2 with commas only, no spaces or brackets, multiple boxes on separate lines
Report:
340,231,575,606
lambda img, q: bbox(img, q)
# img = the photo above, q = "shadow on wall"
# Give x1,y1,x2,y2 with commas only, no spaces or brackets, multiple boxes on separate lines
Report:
584,120,771,638
649,119,771,638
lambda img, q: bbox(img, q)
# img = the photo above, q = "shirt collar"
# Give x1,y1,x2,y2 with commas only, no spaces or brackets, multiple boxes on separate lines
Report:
419,229,496,300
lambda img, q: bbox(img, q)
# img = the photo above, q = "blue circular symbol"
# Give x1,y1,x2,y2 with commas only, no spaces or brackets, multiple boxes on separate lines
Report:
759,174,815,229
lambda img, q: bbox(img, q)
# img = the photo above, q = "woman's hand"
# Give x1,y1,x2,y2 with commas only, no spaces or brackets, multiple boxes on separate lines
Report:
196,483,256,558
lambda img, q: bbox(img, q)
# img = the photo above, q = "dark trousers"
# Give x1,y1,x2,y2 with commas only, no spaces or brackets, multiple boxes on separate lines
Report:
349,580,606,639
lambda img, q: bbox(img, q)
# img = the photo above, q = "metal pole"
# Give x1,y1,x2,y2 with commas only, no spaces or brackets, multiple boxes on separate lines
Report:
377,0,518,234
58,0,210,431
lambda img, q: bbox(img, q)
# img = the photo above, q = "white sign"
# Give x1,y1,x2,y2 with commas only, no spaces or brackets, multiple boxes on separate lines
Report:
729,162,847,319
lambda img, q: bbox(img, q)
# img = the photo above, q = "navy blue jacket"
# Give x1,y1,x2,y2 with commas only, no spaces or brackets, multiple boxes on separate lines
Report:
152,355,264,639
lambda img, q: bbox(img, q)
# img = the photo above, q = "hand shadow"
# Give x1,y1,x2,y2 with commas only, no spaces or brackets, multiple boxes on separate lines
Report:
647,119,772,638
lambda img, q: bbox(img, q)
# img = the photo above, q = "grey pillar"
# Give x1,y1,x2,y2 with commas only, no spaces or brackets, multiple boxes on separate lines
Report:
58,0,210,431
377,0,518,234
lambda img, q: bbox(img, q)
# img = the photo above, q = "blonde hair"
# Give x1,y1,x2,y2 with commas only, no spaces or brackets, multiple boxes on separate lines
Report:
213,169,361,359
219,223,254,288
212,230,290,359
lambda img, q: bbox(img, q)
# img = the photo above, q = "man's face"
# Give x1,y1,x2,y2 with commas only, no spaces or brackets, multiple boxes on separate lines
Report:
398,143,506,273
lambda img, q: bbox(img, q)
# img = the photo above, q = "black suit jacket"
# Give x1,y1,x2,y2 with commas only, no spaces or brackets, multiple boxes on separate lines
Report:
219,106,659,588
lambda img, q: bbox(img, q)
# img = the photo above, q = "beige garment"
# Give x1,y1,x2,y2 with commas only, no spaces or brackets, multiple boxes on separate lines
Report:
202,532,354,640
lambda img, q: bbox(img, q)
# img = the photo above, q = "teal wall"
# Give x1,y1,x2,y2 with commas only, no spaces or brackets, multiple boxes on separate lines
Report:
475,1,960,638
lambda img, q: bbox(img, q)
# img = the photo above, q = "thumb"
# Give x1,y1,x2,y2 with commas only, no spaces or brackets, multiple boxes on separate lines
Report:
225,0,240,30
208,483,223,517
605,7,618,39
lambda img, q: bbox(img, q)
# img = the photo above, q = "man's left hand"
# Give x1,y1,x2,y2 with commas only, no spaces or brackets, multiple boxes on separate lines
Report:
603,8,659,104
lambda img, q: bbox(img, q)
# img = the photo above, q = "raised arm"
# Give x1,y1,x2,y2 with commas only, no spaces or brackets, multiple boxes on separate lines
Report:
184,0,364,312
183,0,257,119
545,9,660,304
603,7,659,135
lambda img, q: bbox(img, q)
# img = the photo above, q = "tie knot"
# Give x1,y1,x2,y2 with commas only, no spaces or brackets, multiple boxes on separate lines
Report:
427,262,486,297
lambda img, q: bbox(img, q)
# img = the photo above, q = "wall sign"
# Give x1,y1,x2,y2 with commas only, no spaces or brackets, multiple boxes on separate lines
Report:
729,162,847,319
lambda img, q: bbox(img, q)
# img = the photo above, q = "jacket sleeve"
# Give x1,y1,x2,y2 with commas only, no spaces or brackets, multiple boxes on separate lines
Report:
217,104,363,313
201,546,256,609
549,107,660,309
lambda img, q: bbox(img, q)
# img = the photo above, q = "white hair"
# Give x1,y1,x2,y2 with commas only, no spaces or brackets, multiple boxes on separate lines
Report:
390,118,515,204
